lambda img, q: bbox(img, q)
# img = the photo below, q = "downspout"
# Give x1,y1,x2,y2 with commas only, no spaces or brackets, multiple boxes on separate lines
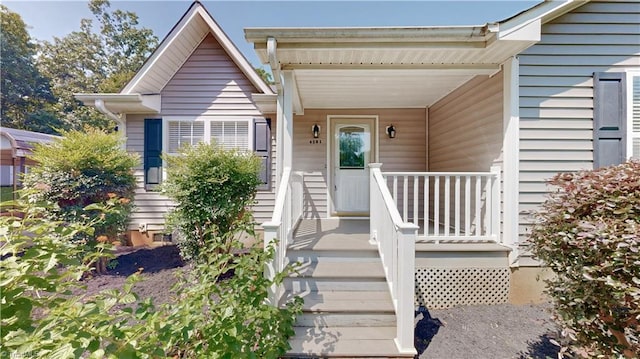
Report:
95,99,126,135
268,37,284,188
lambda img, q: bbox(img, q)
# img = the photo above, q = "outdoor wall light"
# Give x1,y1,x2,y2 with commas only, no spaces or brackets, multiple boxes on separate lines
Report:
312,124,320,138
386,124,396,139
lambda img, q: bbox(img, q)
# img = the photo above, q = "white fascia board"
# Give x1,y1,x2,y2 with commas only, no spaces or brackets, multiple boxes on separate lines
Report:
251,93,277,114
74,93,161,114
496,0,588,41
197,7,274,95
245,26,489,44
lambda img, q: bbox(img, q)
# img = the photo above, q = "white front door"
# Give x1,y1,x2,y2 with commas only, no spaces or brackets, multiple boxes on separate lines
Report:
332,119,375,215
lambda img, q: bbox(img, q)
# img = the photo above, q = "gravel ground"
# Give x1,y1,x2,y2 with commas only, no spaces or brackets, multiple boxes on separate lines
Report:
416,303,559,359
84,245,560,359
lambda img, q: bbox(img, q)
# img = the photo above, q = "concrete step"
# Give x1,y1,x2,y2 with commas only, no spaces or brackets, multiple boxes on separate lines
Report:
295,312,396,327
284,277,389,292
286,326,413,358
291,260,385,278
296,291,395,313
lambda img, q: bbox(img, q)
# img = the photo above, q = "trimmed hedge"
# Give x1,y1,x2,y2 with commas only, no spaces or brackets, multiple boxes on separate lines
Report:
529,160,640,358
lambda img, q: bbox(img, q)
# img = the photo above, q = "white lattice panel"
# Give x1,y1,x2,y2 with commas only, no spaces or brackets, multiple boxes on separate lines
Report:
415,267,509,309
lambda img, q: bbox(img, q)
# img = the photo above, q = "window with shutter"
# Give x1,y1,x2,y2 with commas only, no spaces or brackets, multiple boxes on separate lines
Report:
160,118,270,190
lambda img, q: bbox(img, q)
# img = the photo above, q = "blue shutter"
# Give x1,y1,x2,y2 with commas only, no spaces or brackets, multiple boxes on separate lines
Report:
144,119,162,189
254,118,271,190
593,72,627,169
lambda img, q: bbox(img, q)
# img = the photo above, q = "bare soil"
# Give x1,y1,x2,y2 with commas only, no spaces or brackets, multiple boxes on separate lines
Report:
84,245,560,358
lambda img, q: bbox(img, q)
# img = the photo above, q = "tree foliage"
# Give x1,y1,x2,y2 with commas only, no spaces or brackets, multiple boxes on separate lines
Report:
37,0,158,131
529,160,640,358
22,129,138,255
163,142,263,260
0,5,56,133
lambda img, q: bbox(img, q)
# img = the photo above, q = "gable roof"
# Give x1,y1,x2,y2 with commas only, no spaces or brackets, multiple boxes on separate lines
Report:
121,1,273,96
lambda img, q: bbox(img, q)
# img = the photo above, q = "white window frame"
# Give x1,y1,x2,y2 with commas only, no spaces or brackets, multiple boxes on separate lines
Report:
210,119,253,151
163,117,254,155
166,118,206,154
627,71,640,160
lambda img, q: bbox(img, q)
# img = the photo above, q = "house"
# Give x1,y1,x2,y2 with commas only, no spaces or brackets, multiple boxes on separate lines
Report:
0,127,59,203
76,0,640,356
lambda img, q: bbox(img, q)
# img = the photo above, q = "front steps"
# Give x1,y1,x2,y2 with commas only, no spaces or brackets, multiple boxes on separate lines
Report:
282,219,413,358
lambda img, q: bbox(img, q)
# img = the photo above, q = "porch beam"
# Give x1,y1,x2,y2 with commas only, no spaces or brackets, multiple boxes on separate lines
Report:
502,56,520,266
280,63,500,72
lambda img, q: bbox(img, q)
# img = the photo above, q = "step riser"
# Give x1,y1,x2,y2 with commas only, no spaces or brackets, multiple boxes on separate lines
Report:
287,250,379,261
296,313,396,327
284,278,389,292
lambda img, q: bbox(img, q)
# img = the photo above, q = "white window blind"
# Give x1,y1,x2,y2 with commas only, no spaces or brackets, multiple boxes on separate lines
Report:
632,75,640,159
211,121,249,150
168,121,205,153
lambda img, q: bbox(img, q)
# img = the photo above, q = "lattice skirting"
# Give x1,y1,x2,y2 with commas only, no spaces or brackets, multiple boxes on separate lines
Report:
415,267,510,309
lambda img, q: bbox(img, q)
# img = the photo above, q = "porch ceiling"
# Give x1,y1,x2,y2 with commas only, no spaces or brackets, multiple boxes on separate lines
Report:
245,7,551,110
292,68,496,109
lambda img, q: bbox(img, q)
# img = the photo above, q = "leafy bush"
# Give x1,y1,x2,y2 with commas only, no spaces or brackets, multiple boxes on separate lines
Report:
1,198,301,358
529,160,640,358
23,128,138,248
164,240,302,358
163,142,262,260
0,198,162,358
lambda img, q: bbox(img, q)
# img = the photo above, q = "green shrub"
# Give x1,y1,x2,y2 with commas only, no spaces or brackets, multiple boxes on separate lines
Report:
0,198,163,359
162,142,262,260
529,160,640,358
22,128,138,247
1,198,301,359
164,240,302,358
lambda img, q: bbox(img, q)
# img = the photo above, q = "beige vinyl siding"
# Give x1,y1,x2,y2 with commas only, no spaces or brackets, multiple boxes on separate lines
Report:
518,1,640,248
162,34,264,118
126,115,173,232
292,108,426,218
427,72,504,231
428,72,504,172
125,33,276,231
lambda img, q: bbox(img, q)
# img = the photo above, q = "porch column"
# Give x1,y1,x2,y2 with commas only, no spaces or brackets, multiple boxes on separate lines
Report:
502,56,520,265
281,70,294,170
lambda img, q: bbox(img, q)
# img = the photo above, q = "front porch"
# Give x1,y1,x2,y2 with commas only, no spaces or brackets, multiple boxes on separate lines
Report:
263,163,512,357
279,217,511,357
248,18,534,358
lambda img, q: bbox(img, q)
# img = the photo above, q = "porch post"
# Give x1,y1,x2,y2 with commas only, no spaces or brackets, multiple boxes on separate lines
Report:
502,56,520,265
395,223,417,355
281,70,294,170
275,91,284,187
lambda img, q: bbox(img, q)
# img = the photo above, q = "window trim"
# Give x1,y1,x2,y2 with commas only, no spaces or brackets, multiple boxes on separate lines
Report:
627,71,640,160
161,117,257,183
163,117,255,154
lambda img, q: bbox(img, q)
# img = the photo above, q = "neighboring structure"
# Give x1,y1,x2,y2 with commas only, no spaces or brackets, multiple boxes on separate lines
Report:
0,127,59,202
76,0,640,356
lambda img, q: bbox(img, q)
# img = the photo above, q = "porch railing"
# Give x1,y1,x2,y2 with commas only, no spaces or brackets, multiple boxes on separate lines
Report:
382,167,501,243
369,164,418,356
262,167,304,304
